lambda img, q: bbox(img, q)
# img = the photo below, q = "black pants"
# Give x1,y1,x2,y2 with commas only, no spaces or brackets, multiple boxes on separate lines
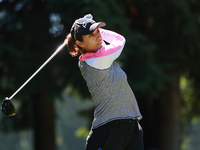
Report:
86,119,144,150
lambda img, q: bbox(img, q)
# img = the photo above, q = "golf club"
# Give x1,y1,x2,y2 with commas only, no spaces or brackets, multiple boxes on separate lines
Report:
1,41,67,116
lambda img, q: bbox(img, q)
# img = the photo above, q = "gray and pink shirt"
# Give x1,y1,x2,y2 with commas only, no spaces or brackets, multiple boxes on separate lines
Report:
79,28,142,129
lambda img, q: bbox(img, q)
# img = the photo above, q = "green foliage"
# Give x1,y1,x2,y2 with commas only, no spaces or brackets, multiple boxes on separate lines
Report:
181,76,200,122
75,126,89,139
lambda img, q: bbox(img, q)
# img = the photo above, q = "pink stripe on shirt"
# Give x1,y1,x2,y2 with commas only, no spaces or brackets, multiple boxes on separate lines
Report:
79,29,125,62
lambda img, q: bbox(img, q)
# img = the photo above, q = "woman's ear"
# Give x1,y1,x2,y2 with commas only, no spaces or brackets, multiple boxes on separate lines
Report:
75,40,84,48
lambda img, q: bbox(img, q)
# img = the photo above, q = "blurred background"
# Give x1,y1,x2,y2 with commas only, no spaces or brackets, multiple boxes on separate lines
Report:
0,0,200,150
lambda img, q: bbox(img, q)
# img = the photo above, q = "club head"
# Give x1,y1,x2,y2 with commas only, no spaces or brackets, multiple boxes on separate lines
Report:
1,97,16,116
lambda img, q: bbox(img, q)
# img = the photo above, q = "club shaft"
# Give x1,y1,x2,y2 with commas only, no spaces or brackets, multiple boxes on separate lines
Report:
9,42,67,100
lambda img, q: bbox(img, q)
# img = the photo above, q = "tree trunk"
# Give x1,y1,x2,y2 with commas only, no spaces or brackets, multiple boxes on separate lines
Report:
159,71,181,150
33,90,56,150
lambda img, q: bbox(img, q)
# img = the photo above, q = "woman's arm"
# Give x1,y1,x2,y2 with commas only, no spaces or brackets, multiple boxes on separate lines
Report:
79,28,126,69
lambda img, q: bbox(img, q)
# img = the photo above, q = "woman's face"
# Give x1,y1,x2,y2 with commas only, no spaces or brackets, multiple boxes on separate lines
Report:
76,28,103,53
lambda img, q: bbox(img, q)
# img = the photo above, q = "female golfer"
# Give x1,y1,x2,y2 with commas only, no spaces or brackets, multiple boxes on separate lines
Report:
65,14,143,150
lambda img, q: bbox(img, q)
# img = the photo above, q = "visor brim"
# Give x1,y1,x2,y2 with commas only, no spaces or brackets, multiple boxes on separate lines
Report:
86,22,106,35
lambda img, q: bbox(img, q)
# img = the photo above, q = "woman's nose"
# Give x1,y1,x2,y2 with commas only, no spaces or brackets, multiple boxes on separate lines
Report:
97,33,102,39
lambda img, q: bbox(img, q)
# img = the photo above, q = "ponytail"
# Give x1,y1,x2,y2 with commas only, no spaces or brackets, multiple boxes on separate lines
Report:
65,33,82,57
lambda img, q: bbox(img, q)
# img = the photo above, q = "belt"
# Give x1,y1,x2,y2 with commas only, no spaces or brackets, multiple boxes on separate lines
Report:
106,119,137,127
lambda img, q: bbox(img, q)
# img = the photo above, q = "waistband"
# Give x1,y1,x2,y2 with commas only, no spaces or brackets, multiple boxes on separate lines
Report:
105,119,137,128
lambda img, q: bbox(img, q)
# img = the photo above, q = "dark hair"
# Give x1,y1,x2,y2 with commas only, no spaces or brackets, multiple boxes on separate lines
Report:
65,33,83,57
